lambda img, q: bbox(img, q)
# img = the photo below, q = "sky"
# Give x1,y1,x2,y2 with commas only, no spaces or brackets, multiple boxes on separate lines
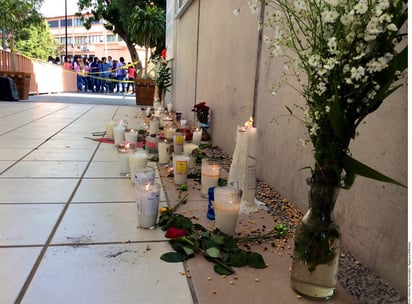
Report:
40,0,80,18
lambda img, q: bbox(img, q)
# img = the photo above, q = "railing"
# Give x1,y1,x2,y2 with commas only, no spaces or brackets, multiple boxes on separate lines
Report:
0,50,77,95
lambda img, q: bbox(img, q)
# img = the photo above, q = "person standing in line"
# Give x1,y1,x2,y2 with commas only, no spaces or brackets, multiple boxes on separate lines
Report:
100,57,111,93
107,55,113,93
116,57,127,93
73,56,85,92
63,56,73,70
126,63,135,94
83,57,91,92
90,57,101,93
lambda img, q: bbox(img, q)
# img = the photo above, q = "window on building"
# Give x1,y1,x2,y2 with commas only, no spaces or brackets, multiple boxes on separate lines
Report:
74,18,83,27
48,20,59,28
106,35,115,42
60,18,73,27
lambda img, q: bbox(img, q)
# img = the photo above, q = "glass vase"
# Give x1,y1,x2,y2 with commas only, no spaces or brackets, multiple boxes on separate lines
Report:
290,178,341,300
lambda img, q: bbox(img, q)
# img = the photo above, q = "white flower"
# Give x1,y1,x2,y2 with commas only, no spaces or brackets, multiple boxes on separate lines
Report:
325,105,331,113
351,66,365,81
308,54,321,67
233,8,240,16
354,0,368,14
263,35,271,44
316,82,327,95
321,10,339,23
387,23,398,31
327,37,338,54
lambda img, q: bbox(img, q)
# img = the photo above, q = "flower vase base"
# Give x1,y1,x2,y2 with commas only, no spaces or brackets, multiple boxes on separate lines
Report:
290,252,339,300
290,178,341,300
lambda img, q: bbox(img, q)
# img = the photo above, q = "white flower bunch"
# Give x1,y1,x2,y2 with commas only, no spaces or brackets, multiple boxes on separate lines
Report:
237,0,407,187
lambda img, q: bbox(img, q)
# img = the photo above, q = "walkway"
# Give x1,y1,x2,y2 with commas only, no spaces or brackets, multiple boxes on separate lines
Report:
0,94,400,303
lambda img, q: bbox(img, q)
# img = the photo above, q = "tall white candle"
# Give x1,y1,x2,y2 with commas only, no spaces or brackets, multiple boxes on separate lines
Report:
136,183,161,229
118,148,131,176
201,159,220,197
158,141,170,165
173,153,190,185
149,116,160,135
192,129,202,144
105,120,116,140
113,125,126,147
129,150,148,183
173,132,185,153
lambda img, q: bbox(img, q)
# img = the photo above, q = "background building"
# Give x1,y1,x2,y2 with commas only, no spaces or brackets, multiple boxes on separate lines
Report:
41,0,145,63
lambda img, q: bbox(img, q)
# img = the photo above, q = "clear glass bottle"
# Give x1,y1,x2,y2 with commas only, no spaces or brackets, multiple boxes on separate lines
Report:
290,178,341,300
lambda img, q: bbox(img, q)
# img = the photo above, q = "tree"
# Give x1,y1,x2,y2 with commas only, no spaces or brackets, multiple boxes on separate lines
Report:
15,20,56,60
129,4,165,76
0,0,44,70
76,0,166,69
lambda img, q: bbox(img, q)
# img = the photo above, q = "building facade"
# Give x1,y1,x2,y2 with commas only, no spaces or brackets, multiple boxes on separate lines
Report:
45,14,145,64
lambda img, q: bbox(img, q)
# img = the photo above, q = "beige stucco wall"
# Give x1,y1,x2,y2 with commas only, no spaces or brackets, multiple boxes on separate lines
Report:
168,0,407,295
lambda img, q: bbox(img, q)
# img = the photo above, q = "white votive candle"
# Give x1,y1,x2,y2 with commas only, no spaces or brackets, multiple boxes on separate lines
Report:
136,183,161,229
158,140,170,165
118,147,131,176
192,129,202,144
113,125,126,147
213,186,242,236
105,120,116,140
125,129,138,143
173,153,190,185
129,150,148,183
201,159,220,197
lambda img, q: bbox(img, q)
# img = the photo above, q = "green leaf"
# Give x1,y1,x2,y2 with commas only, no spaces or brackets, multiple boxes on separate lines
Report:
222,237,238,251
229,249,249,267
247,252,267,269
210,233,225,245
214,264,234,275
160,252,188,263
206,247,221,258
341,154,406,188
183,246,194,256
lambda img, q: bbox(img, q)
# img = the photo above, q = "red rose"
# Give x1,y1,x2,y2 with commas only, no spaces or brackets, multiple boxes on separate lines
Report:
165,227,187,238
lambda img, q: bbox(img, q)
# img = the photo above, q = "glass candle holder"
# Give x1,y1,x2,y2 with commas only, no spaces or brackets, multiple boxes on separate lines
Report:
201,158,220,197
213,186,242,236
136,183,161,229
173,153,190,185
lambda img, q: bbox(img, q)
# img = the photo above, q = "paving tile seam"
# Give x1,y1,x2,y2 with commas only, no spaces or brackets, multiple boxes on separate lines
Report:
0,240,170,249
0,104,54,119
14,137,104,303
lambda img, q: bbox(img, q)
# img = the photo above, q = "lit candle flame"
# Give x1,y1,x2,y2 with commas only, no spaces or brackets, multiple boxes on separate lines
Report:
244,116,254,128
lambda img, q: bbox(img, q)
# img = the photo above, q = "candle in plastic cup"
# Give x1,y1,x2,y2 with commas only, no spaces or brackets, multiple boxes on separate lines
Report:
117,146,132,176
173,153,190,185
201,159,220,197
134,166,156,186
183,142,198,169
105,120,116,140
113,125,126,147
173,131,185,153
213,187,242,236
136,183,161,229
125,129,138,143
129,150,148,183
158,140,170,165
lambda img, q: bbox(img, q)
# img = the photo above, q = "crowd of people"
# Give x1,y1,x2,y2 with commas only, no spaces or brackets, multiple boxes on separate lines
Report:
48,55,139,94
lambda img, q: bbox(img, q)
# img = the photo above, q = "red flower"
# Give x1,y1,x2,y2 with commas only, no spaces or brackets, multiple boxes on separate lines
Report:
165,227,187,239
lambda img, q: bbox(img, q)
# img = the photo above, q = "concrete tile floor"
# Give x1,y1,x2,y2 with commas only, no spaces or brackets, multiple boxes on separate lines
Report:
0,99,355,303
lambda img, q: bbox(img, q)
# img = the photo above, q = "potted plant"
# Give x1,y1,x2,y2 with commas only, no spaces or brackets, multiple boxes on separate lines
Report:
129,3,165,105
